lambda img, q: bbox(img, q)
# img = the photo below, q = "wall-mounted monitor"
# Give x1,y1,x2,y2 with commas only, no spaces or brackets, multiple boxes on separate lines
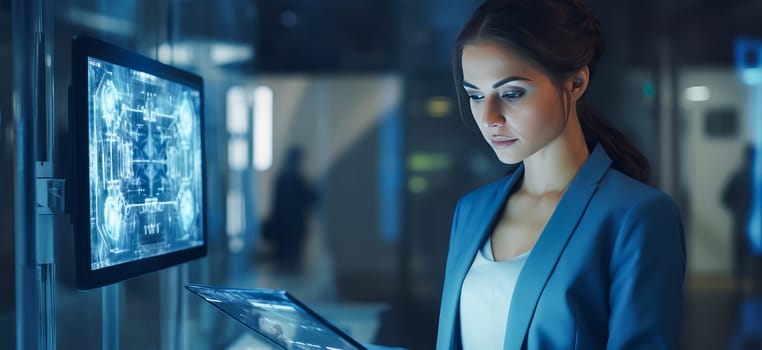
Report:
69,35,207,290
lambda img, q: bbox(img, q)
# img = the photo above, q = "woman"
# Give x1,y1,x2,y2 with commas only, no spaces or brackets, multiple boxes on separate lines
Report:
436,0,686,349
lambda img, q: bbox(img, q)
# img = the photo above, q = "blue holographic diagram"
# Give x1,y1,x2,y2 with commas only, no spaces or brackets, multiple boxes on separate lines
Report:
88,57,203,270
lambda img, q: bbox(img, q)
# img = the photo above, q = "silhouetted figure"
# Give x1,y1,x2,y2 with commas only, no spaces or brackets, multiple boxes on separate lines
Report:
728,296,762,350
266,146,318,274
722,145,762,293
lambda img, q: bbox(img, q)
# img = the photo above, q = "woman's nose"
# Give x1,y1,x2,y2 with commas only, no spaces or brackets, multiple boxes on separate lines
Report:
482,95,504,128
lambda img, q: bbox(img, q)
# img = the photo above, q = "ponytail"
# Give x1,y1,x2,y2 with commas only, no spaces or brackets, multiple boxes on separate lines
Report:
577,101,650,183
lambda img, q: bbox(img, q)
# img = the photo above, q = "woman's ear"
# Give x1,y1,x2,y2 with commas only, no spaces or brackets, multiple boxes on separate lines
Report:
569,66,590,101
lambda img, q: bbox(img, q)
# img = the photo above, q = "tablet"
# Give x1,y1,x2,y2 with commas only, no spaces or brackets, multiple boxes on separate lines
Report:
185,283,368,350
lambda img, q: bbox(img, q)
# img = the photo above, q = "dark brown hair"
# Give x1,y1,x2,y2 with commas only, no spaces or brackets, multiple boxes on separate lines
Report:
453,0,650,183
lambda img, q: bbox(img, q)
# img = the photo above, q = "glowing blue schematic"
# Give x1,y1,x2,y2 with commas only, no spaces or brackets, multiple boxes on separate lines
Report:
88,57,204,270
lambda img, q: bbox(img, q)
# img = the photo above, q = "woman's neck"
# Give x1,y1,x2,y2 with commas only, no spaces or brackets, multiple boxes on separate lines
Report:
520,119,589,196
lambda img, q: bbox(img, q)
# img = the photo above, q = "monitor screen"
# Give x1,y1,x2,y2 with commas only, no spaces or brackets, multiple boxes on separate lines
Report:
70,35,207,290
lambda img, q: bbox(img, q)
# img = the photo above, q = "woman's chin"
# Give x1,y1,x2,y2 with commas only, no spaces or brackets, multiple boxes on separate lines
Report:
495,152,523,165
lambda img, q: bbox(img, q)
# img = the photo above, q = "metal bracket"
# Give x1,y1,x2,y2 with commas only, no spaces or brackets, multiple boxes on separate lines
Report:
35,177,64,264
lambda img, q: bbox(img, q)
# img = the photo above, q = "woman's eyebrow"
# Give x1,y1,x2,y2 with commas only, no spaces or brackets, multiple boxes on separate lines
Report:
463,76,532,89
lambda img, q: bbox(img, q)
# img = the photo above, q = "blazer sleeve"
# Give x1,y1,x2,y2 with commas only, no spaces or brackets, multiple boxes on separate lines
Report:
436,198,464,350
607,192,686,350
443,198,464,272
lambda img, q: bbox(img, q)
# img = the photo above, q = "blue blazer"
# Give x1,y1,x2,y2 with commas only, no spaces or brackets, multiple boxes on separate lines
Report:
436,144,686,350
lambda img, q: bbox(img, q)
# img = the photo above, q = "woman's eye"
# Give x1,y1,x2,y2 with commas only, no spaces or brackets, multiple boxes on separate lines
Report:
501,91,525,99
468,93,485,101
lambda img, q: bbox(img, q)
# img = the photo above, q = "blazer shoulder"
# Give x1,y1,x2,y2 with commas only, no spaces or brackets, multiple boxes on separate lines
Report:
598,169,681,214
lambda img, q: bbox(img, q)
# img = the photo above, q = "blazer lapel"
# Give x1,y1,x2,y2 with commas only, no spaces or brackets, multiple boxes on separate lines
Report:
450,164,525,289
441,164,525,349
502,144,612,350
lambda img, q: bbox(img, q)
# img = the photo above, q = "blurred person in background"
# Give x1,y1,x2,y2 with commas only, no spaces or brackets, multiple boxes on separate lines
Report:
436,0,686,349
263,146,319,274
723,144,762,294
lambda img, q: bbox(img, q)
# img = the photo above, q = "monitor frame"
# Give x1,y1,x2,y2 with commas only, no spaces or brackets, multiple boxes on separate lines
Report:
70,35,207,290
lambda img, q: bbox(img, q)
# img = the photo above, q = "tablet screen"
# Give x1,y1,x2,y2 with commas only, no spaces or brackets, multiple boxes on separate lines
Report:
186,284,367,350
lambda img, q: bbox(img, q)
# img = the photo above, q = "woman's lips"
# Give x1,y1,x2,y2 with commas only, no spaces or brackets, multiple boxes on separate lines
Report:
490,136,517,148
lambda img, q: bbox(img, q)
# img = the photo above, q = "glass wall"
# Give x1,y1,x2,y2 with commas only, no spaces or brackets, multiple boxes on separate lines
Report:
0,1,14,349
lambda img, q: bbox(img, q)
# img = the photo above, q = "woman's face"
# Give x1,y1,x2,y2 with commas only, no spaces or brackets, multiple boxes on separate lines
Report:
461,41,566,164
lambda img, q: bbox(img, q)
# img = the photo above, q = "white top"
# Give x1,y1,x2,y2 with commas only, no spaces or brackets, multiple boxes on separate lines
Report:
459,237,531,350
